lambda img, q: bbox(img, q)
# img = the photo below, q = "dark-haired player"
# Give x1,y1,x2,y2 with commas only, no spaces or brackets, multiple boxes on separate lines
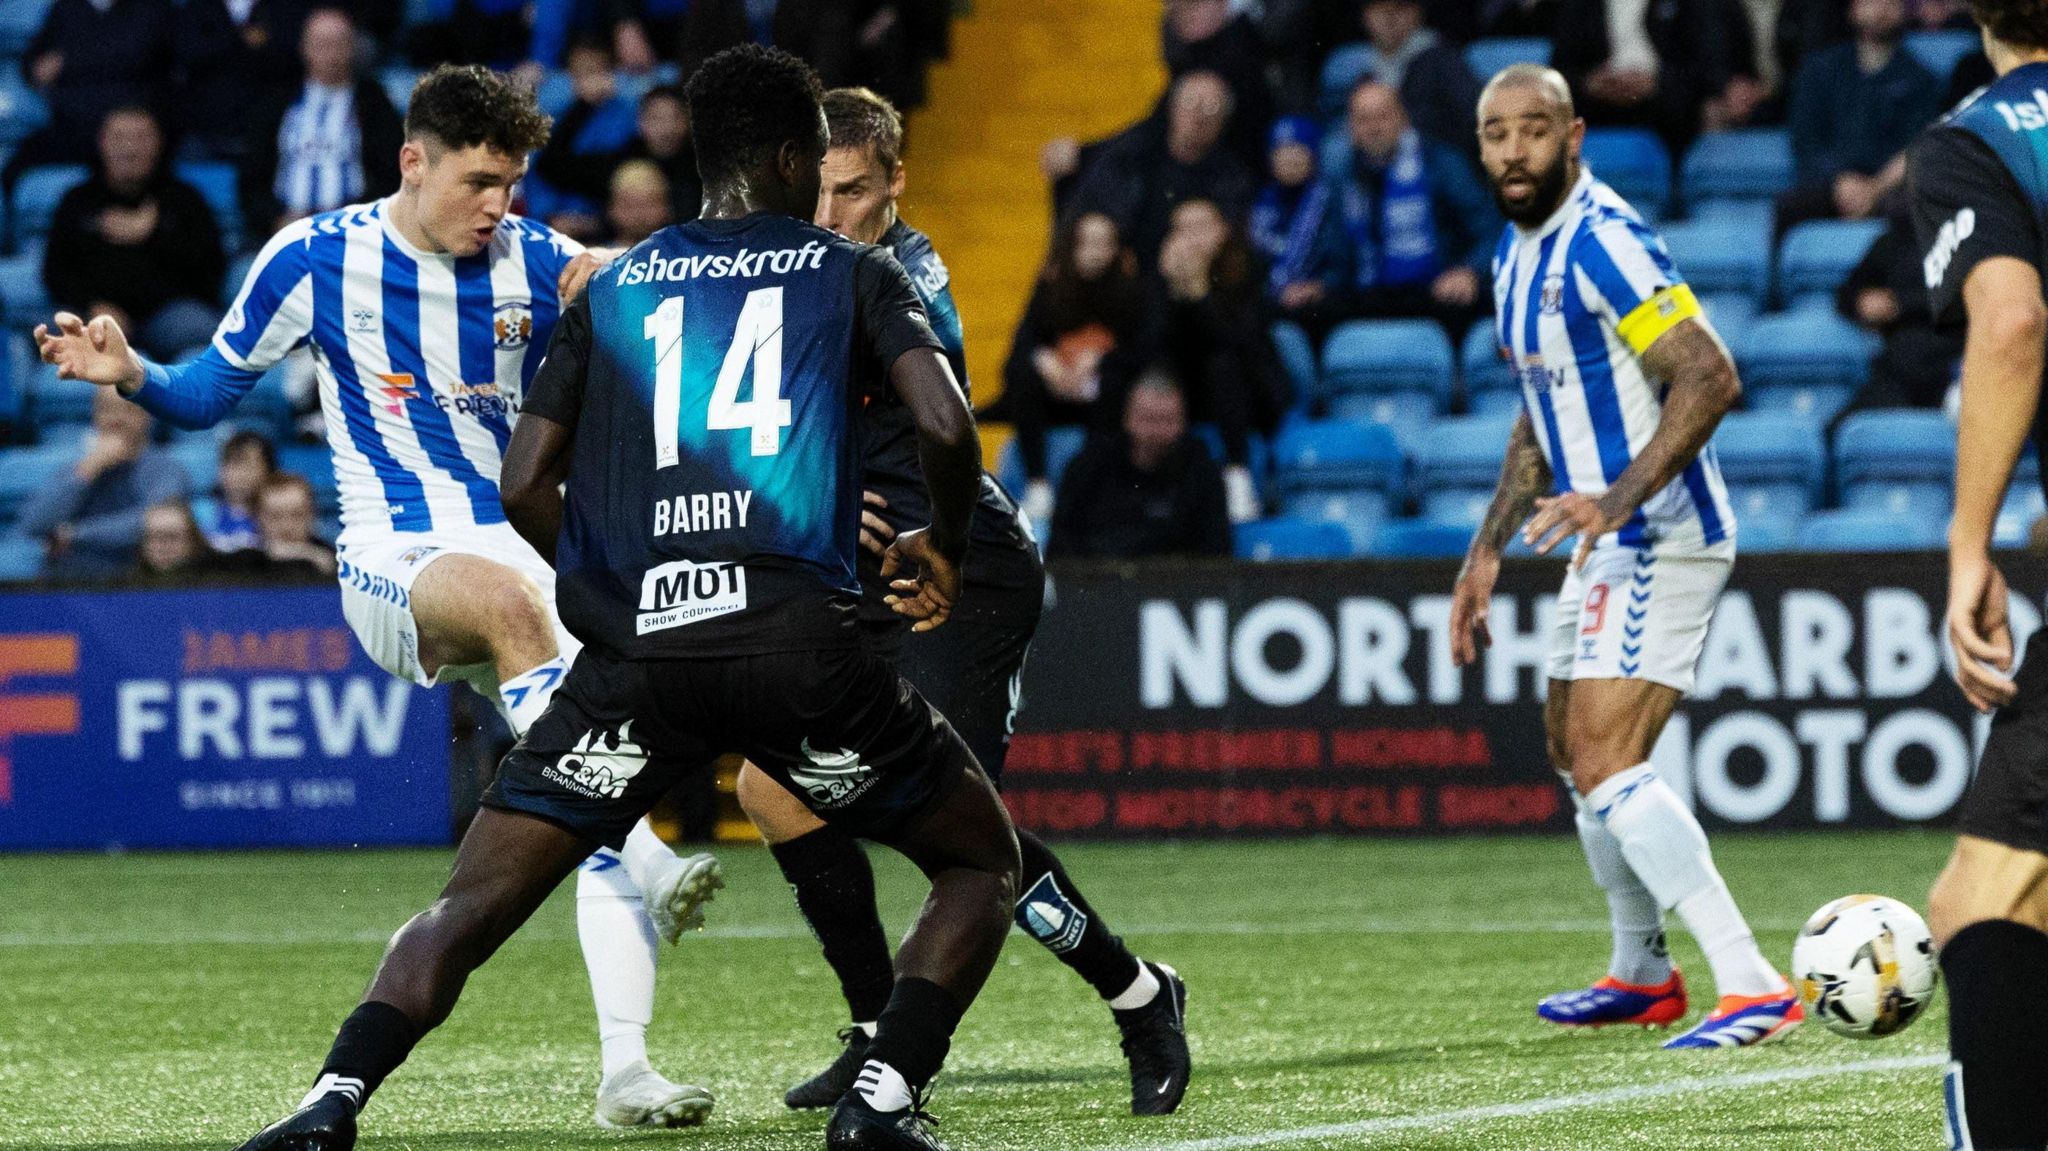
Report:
216,45,1019,1151
1907,4,2048,1146
38,63,725,1133
745,85,1191,1116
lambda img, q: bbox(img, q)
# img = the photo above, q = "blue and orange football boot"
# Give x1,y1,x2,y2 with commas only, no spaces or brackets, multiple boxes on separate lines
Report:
1537,970,1689,1028
1662,984,1804,1049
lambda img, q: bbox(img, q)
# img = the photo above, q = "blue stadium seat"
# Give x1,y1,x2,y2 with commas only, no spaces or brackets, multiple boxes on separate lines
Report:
1582,128,1671,213
1322,318,1454,399
1464,37,1551,80
29,360,96,428
0,442,74,521
1317,44,1372,120
1459,316,1512,400
1189,425,1272,503
1733,309,1878,402
168,436,221,493
1273,418,1406,496
1467,389,1523,418
381,67,420,115
1325,390,1438,450
175,161,241,253
1905,29,1980,82
1420,486,1492,526
1777,219,1886,302
1688,197,1774,234
0,242,48,327
1796,507,1944,553
1281,489,1391,551
1681,130,1794,202
1416,413,1516,490
1835,409,1955,517
0,534,41,581
1711,410,1826,518
1368,518,1472,558
9,164,88,246
1237,516,1353,561
1737,512,1799,554
0,79,50,146
0,0,48,56
1660,217,1770,301
1697,292,1758,334
223,249,259,307
1997,485,2045,549
993,425,1088,497
1271,320,1317,402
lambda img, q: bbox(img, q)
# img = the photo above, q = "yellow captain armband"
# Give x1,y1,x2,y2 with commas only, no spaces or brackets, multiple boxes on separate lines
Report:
1616,283,1701,355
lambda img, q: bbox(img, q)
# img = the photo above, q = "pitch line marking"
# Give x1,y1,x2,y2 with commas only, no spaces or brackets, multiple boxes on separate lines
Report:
1122,1054,1946,1151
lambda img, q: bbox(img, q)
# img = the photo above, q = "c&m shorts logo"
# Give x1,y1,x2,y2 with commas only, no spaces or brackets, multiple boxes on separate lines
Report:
545,721,648,801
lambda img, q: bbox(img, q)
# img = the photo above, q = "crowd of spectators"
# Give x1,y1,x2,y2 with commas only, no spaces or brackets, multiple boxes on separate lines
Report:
1016,0,1989,551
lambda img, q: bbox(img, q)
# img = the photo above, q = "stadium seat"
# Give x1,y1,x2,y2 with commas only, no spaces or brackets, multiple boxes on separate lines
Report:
1236,516,1353,561
175,161,242,253
168,436,221,493
1325,390,1438,450
1367,518,1472,558
9,164,88,247
0,442,74,521
1317,44,1372,120
1464,37,1551,80
1189,425,1272,503
1736,512,1799,554
1777,219,1886,303
1996,485,2045,549
1688,197,1774,234
1281,489,1391,551
1581,128,1671,213
1905,29,1980,82
1681,130,1794,202
1711,410,1826,518
0,533,40,581
1322,318,1454,397
993,424,1088,498
1273,417,1406,497
1835,409,1955,518
0,0,47,57
29,359,96,428
1459,316,1512,401
1733,309,1877,401
0,79,50,147
0,242,48,327
1796,507,1944,552
1271,320,1317,403
1416,413,1516,490
1697,292,1758,334
381,67,421,115
1467,389,1523,418
1660,216,1770,301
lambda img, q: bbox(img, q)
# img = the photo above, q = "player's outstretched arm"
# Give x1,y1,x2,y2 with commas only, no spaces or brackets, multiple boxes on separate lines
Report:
35,312,144,392
1452,412,1550,667
501,413,574,567
35,311,266,430
881,347,979,632
1525,317,1740,566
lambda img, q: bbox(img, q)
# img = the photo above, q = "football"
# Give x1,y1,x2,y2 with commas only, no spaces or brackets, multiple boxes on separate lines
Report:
1791,894,1940,1039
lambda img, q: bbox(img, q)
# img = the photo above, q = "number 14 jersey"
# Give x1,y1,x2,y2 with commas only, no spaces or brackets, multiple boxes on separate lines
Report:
522,212,944,660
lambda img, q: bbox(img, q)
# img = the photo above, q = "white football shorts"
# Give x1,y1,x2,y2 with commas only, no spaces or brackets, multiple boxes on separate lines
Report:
1545,539,1735,696
335,521,580,695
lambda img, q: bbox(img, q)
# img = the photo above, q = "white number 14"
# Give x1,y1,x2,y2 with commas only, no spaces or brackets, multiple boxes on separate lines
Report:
646,286,791,467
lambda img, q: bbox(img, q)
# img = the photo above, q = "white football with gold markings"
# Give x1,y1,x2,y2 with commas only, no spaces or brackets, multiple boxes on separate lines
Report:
1791,894,1939,1039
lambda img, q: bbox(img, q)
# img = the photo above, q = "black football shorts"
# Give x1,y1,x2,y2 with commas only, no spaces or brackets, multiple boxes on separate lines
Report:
1961,630,2048,855
484,644,976,848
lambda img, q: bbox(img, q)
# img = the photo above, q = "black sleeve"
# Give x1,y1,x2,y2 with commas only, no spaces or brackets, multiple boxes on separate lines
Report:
521,289,593,426
853,246,945,389
1909,126,2040,326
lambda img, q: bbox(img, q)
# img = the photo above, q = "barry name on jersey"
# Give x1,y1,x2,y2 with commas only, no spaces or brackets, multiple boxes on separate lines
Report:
653,488,756,538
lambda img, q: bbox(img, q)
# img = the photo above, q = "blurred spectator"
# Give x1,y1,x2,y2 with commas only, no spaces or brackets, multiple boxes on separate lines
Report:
530,36,643,240
1000,212,1150,522
605,160,676,245
240,8,404,238
1250,117,1338,333
1776,0,1940,239
1552,0,1756,152
1774,0,1852,92
1048,370,1233,561
174,0,312,161
1833,200,1962,420
134,498,217,582
1068,71,1256,270
1480,0,1562,37
535,83,702,229
593,0,691,74
1357,0,1484,152
406,0,530,69
1322,82,1498,333
44,107,227,362
679,0,856,90
206,429,277,553
19,390,190,581
1162,0,1273,171
1156,198,1291,522
257,472,336,576
1911,0,1976,30
6,0,173,181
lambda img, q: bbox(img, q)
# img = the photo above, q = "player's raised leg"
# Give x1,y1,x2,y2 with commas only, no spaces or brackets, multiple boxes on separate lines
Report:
405,552,721,1125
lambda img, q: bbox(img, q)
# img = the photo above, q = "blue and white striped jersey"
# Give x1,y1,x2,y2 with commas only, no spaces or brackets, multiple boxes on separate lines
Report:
1492,167,1735,551
275,84,366,217
203,199,581,535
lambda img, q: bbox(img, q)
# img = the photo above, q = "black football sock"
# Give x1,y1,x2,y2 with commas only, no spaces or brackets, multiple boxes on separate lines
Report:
771,824,896,1025
1942,919,2048,1150
1014,829,1144,999
306,1001,421,1111
862,976,966,1101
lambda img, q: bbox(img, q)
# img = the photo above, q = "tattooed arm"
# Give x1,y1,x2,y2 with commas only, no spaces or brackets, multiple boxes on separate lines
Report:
1450,411,1552,667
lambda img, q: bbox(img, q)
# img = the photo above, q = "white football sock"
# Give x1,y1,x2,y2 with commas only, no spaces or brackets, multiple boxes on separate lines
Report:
1108,962,1161,1010
578,850,659,1081
1590,764,1783,1000
620,819,677,897
497,656,568,737
855,1059,914,1112
1570,790,1671,986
